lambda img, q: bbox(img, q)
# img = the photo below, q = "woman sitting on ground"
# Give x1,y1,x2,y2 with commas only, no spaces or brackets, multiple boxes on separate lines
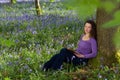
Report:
42,20,98,71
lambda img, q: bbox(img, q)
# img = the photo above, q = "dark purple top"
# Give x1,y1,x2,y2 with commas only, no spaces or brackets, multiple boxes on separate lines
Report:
76,34,98,59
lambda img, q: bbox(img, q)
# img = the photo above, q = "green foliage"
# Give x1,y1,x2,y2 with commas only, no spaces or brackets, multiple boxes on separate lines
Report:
103,10,120,28
0,37,15,47
63,0,99,18
50,0,55,2
101,1,115,12
113,29,120,48
115,50,120,63
4,77,11,80
11,0,16,4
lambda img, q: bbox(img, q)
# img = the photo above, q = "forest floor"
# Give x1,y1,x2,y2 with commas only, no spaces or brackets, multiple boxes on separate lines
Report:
0,2,120,80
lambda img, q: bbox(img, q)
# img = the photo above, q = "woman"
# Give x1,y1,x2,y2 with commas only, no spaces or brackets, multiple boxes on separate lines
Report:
42,20,98,71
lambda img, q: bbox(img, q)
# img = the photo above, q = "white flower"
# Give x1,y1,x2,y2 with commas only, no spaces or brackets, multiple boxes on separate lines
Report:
98,73,102,78
104,78,107,80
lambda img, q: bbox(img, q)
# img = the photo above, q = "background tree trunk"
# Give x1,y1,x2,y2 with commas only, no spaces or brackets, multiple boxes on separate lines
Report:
10,0,16,4
35,0,42,15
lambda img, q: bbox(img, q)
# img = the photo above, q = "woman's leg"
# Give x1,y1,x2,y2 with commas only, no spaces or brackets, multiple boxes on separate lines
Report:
60,48,89,66
52,48,75,69
72,56,89,66
59,48,75,63
42,53,60,70
43,48,75,70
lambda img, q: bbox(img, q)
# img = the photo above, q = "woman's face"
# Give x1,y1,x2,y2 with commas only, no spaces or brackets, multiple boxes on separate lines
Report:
84,23,92,34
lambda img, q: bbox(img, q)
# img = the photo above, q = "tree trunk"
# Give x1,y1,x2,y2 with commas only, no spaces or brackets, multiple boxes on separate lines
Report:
95,4,120,67
10,0,16,4
96,8,118,66
35,0,42,15
89,3,120,67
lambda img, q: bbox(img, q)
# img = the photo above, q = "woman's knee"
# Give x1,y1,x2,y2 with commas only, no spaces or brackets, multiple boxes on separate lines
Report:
60,48,67,53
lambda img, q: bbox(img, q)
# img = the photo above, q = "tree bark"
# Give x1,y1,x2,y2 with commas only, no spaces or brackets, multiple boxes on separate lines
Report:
95,4,120,66
35,0,42,15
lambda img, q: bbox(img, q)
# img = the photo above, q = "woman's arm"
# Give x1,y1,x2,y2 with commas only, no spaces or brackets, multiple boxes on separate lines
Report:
83,38,97,58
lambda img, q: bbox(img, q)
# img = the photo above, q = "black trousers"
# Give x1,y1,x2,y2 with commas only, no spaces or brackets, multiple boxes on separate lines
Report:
43,48,89,70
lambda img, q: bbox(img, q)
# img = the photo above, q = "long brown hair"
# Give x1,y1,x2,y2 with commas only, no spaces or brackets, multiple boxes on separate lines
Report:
83,20,97,41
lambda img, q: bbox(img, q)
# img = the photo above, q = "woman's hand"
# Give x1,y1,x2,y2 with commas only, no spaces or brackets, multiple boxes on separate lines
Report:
77,54,85,58
74,52,85,58
66,48,85,58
